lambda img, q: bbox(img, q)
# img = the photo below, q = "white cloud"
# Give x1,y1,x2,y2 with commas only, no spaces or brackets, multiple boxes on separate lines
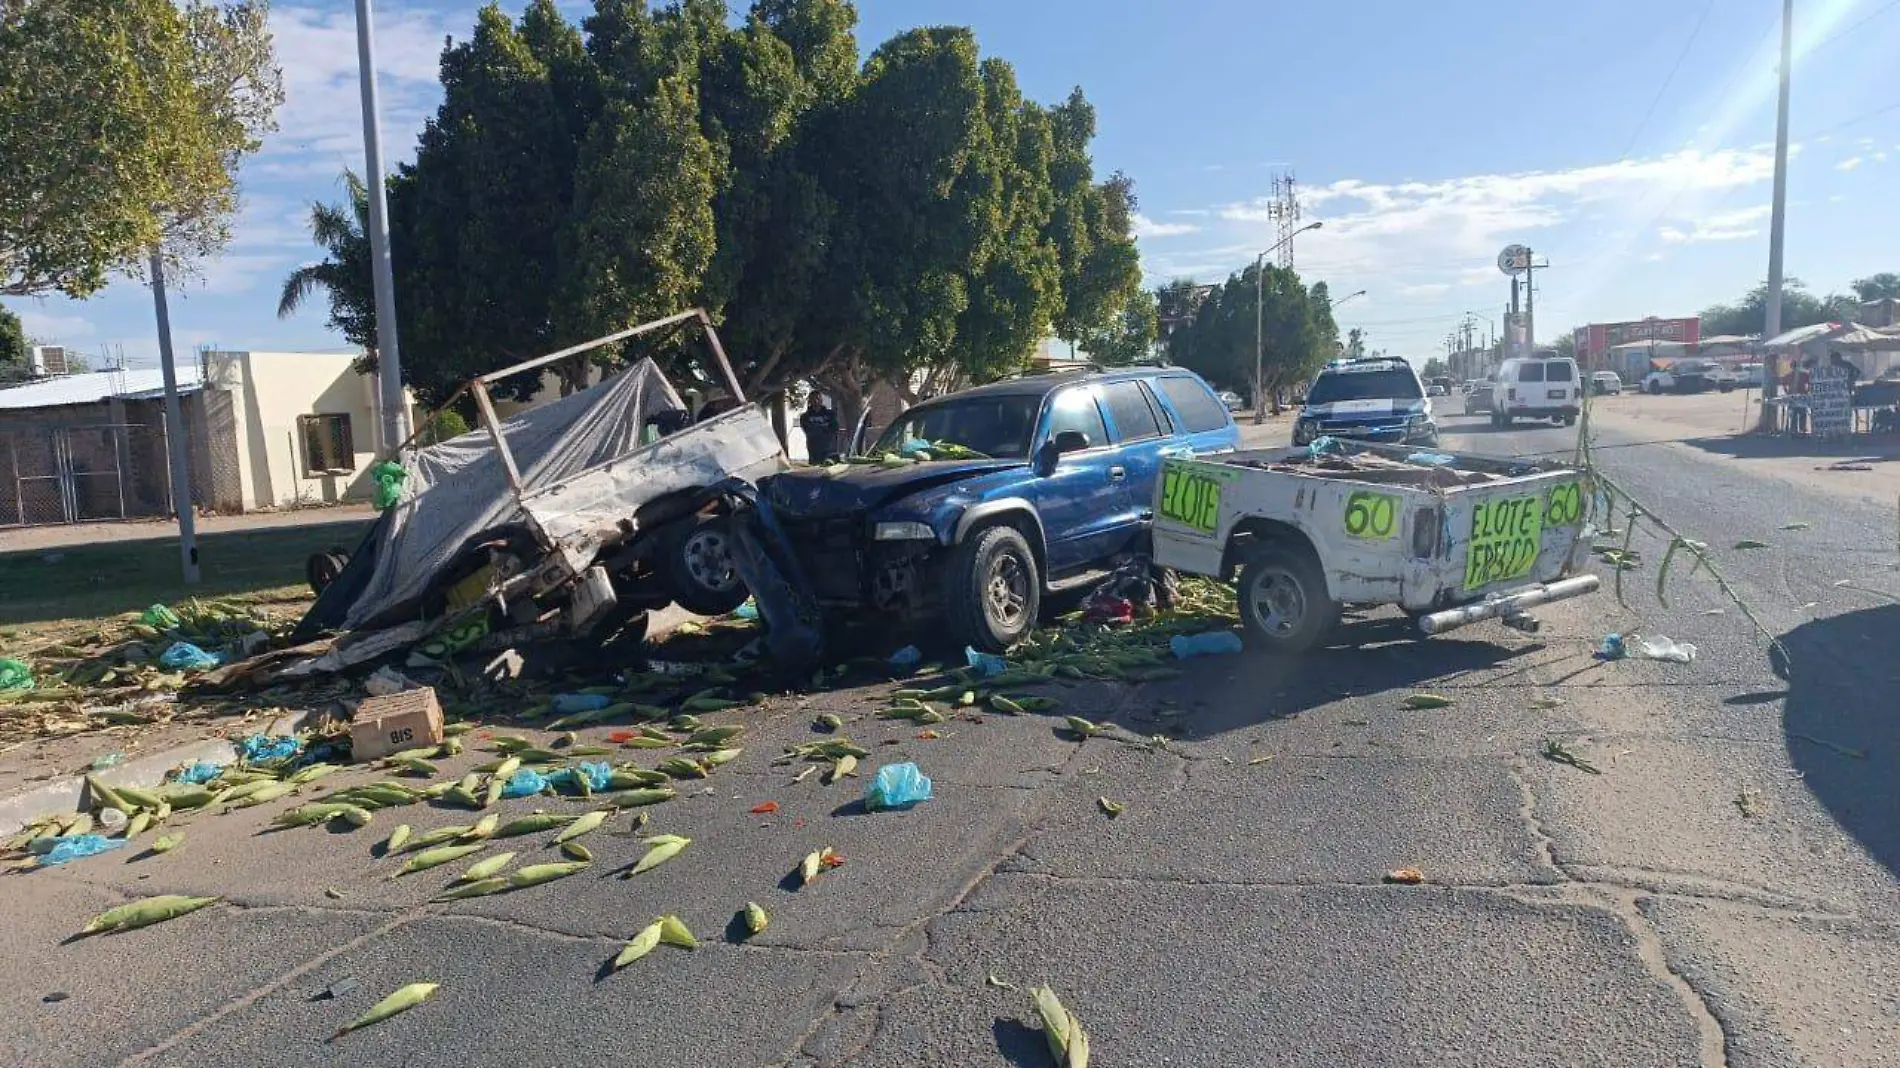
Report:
1397,283,1451,297
13,309,97,343
1132,214,1201,239
1167,209,1211,218
1657,204,1769,243
1837,156,1864,171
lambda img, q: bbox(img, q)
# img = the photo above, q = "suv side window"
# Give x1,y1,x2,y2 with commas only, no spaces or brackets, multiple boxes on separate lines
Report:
1044,387,1108,450
1154,376,1229,434
1101,380,1164,442
1518,363,1547,383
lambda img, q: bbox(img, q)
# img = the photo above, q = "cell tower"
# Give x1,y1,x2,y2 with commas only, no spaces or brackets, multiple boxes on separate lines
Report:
1267,171,1301,270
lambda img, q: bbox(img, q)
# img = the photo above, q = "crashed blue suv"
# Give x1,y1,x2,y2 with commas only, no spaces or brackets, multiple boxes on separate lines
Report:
760,368,1239,650
1292,357,1439,447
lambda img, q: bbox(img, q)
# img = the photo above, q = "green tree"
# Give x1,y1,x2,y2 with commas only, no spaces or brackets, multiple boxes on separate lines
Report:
0,306,29,384
0,0,283,297
1849,272,1900,302
1344,327,1367,359
1699,279,1839,338
277,172,376,362
1082,288,1158,366
1169,264,1332,407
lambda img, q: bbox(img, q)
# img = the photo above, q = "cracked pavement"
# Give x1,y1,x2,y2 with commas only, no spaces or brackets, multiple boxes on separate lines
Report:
4,402,1897,1067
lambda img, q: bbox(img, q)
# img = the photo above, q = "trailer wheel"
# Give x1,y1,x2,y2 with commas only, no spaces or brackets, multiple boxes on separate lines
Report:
658,514,749,615
1236,544,1339,654
305,551,349,596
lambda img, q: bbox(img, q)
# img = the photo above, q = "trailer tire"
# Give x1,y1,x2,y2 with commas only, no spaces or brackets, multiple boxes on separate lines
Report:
658,514,749,616
1236,544,1339,654
945,524,1040,653
305,551,350,596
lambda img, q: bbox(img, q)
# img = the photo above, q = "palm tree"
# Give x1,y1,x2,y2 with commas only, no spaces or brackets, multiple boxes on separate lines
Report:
278,172,377,368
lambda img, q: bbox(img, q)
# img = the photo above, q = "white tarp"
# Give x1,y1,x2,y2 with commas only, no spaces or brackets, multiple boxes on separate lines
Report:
344,359,685,629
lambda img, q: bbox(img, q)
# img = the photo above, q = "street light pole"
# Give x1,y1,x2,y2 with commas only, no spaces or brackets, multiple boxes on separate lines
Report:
1329,289,1367,309
149,251,200,584
354,0,408,451
1758,0,1794,430
1254,220,1324,423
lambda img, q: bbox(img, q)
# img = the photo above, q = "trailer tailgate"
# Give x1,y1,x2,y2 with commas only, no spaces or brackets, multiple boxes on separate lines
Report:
1438,469,1589,598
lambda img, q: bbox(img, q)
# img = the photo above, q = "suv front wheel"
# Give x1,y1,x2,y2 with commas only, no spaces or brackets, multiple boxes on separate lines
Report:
658,513,750,615
945,525,1041,652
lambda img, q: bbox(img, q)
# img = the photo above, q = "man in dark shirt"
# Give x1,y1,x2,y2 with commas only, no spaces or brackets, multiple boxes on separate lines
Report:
799,393,839,463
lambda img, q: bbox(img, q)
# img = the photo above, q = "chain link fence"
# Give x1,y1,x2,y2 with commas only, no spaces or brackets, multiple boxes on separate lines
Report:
0,423,183,528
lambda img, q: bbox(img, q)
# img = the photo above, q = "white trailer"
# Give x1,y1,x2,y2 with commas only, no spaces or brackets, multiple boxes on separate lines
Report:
1151,440,1601,651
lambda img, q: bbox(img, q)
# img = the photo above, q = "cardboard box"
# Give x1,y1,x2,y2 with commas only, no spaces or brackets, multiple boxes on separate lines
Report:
350,686,444,762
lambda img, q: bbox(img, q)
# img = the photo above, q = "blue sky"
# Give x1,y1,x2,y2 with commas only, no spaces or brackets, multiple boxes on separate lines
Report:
8,0,1900,366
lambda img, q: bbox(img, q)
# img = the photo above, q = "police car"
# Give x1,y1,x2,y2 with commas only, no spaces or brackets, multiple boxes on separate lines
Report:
1292,357,1439,447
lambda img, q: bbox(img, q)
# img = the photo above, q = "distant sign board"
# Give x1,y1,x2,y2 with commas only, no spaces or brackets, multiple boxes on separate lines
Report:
1576,318,1701,362
1497,245,1531,275
1810,365,1852,438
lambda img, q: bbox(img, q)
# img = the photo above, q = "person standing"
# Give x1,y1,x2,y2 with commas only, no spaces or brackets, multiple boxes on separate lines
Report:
799,393,839,463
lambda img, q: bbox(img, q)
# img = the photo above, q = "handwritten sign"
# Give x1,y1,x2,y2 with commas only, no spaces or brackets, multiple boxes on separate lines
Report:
1464,494,1544,590
1810,365,1852,438
1343,491,1400,540
1158,461,1224,534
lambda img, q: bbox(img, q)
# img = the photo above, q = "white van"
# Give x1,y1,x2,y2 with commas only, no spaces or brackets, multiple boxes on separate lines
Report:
1492,356,1581,427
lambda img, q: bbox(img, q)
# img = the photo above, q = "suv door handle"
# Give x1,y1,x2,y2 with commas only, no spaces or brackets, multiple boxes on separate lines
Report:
1108,466,1127,481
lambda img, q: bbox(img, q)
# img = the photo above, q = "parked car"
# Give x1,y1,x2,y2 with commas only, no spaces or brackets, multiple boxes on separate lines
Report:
758,367,1241,650
1732,363,1765,388
1642,358,1730,394
1491,355,1582,427
1590,371,1622,395
1292,357,1439,447
1217,389,1247,412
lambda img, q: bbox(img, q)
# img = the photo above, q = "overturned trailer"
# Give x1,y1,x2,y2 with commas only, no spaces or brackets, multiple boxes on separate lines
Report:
224,311,790,684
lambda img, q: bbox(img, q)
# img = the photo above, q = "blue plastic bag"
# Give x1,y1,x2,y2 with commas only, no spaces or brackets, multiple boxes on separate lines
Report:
501,768,550,798
550,693,612,715
888,645,922,671
238,734,301,763
41,834,125,866
863,762,933,810
550,762,613,793
1170,631,1243,659
733,599,760,621
176,761,225,785
1596,633,1626,661
964,646,1007,678
159,642,223,671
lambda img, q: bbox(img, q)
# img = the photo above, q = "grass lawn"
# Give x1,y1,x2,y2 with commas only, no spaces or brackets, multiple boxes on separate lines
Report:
0,517,370,638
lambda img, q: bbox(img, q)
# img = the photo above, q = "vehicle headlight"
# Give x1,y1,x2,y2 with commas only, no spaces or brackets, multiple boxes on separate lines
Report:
873,521,936,542
1406,412,1432,427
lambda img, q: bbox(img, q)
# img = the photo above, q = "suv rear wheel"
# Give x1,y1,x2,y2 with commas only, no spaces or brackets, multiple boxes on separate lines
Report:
946,525,1040,652
658,513,749,615
1236,543,1339,654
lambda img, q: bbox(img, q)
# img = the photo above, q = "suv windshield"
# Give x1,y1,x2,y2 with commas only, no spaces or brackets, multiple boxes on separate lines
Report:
870,395,1042,459
1306,368,1423,405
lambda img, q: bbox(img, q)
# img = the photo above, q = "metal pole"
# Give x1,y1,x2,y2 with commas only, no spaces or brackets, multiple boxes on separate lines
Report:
1524,249,1536,354
150,251,200,584
1253,253,1265,424
1759,0,1794,430
355,0,408,452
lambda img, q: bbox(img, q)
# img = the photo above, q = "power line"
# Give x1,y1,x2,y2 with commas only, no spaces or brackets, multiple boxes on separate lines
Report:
1810,0,1900,53
1797,98,1900,141
1619,0,1718,159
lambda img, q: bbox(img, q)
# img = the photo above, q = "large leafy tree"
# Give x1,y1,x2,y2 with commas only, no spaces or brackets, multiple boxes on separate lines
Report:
0,307,29,384
1849,272,1900,302
0,0,282,296
377,0,1139,419
1699,279,1852,337
1167,263,1334,407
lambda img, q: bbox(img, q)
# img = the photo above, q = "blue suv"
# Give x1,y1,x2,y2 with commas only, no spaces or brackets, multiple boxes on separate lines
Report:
760,368,1240,650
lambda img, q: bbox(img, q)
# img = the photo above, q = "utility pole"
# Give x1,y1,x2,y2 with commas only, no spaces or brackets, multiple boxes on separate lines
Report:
150,252,200,584
355,0,408,451
1759,0,1794,430
1524,249,1537,354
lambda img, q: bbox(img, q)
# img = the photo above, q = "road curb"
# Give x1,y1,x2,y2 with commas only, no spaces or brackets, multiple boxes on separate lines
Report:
0,706,325,838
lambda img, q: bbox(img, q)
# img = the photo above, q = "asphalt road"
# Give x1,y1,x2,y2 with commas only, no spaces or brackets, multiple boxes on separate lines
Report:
5,406,1897,1068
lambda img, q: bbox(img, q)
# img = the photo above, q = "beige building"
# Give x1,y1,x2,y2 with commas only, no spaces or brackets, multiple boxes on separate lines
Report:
0,351,410,527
